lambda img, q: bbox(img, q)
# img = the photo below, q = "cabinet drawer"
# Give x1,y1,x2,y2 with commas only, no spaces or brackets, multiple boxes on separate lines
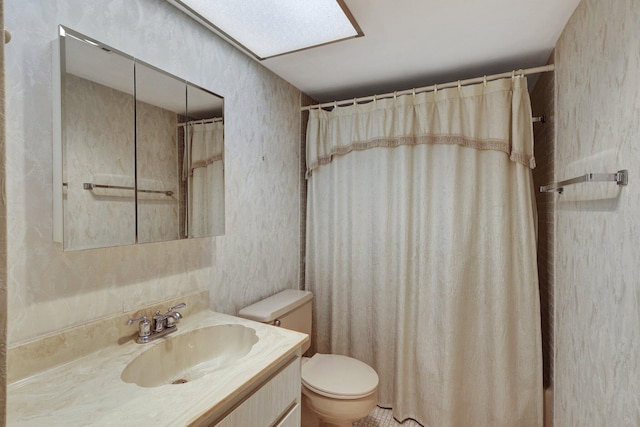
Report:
216,357,300,426
275,403,300,427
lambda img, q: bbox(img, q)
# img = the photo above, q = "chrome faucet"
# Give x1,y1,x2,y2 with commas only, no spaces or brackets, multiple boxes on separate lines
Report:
128,302,186,344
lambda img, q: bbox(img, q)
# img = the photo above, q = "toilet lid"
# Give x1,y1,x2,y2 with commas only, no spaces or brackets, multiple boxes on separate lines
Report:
301,354,379,399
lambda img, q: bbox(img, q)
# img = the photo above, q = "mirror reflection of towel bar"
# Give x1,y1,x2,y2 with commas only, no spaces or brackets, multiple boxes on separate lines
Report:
540,169,628,194
83,182,174,197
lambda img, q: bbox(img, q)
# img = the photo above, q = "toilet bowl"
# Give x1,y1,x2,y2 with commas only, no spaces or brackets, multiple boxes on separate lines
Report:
238,290,379,426
301,354,378,427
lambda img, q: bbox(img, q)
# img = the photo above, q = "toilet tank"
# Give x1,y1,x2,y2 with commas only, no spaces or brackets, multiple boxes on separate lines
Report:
238,290,313,354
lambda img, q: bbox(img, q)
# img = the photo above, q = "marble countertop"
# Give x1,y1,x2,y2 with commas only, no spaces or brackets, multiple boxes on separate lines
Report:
7,310,307,426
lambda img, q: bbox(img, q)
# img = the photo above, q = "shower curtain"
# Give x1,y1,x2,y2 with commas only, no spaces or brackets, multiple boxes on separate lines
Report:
187,121,224,237
306,78,543,427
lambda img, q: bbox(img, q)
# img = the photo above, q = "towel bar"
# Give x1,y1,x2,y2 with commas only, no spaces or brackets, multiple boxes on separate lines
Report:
83,182,174,197
540,170,628,194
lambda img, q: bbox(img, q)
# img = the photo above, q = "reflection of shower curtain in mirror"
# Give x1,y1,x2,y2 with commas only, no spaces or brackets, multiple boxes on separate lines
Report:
187,122,224,237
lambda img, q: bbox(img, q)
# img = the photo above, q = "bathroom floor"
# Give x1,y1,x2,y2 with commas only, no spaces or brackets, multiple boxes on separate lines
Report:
354,407,423,427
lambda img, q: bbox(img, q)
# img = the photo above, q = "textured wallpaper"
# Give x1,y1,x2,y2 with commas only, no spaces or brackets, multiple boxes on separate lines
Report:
5,0,301,345
1,0,8,422
554,0,640,424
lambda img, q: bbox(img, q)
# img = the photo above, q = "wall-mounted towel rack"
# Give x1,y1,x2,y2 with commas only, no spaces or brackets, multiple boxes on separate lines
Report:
83,182,174,197
540,169,628,194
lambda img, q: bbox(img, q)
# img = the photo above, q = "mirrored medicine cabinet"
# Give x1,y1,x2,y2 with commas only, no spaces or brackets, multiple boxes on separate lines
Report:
53,26,225,251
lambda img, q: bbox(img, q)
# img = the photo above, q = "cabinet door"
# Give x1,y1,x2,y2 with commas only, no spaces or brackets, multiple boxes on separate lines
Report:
216,358,300,427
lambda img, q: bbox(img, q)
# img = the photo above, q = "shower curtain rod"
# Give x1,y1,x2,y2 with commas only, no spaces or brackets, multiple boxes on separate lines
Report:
177,117,223,126
301,64,555,112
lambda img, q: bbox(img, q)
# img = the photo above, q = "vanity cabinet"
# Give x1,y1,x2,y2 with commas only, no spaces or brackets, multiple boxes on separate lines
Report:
215,356,301,427
7,304,309,426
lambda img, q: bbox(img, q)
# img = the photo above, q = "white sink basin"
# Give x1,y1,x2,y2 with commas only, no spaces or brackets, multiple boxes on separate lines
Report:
121,324,258,387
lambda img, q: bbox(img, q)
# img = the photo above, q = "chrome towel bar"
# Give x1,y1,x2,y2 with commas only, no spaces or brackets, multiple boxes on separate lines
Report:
540,169,628,194
83,182,174,197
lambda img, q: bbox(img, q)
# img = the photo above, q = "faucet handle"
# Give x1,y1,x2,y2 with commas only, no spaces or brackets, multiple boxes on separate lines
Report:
127,315,148,325
164,303,186,329
127,315,151,338
168,302,186,312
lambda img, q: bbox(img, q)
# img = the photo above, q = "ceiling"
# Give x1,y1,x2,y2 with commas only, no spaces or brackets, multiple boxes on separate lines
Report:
258,0,582,103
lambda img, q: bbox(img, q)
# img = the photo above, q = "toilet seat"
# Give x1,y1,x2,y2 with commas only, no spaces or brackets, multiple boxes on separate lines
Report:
301,354,379,400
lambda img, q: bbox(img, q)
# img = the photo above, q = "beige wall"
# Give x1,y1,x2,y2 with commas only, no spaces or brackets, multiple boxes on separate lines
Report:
5,0,301,347
554,0,640,424
1,0,7,423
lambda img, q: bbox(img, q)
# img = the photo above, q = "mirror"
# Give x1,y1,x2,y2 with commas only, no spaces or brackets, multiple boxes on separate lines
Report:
185,83,225,238
53,27,225,250
134,63,184,244
60,30,137,249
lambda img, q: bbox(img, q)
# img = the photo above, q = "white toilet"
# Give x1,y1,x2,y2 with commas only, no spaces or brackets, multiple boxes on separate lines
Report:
238,289,379,427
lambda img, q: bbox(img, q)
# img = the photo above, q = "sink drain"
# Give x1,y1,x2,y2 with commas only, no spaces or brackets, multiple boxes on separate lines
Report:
171,378,188,384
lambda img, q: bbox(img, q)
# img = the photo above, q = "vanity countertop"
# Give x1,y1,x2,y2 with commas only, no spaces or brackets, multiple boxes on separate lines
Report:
7,309,307,426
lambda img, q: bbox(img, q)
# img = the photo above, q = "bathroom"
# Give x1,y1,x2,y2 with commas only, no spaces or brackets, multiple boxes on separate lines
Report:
1,0,639,426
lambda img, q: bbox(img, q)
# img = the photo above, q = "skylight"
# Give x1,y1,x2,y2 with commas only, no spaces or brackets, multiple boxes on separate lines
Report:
167,0,363,60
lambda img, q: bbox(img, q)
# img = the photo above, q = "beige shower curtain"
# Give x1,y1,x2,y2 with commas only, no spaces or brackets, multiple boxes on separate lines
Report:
306,78,543,427
187,121,224,237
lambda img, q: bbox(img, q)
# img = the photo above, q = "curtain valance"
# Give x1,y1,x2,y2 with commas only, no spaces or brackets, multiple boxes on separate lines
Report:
306,77,535,176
